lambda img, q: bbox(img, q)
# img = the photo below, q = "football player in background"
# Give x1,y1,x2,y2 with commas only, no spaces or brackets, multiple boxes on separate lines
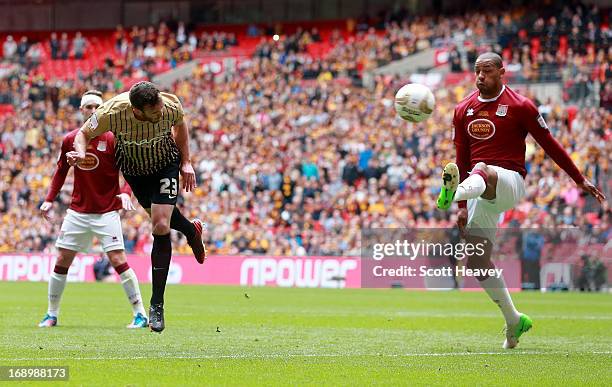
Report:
39,90,147,328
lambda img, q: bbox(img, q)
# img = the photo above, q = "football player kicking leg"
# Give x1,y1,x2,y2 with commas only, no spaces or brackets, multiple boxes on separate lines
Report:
157,206,207,265
437,162,532,348
39,213,147,328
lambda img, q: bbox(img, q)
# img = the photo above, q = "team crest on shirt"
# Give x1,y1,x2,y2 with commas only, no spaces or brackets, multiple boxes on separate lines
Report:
496,104,508,116
467,119,496,140
97,141,107,152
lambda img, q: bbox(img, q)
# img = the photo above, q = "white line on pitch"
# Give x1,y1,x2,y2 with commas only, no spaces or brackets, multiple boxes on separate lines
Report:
2,351,611,361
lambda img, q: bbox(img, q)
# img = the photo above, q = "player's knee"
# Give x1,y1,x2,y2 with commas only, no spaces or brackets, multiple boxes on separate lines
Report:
472,162,497,180
152,220,171,235
55,257,72,267
470,162,490,182
472,162,488,174
106,250,126,266
56,248,76,267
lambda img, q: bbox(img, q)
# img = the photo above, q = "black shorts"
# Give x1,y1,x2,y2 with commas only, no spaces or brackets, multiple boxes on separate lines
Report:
124,159,180,209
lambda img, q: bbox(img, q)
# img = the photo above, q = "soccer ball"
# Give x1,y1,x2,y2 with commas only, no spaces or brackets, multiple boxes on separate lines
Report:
394,83,435,122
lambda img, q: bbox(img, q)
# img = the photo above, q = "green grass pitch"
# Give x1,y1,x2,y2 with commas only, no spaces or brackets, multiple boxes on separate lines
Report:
1,282,610,386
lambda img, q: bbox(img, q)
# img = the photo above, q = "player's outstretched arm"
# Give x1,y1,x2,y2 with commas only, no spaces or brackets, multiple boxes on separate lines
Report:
70,130,91,164
173,119,196,192
41,137,72,221
69,110,110,165
524,101,606,206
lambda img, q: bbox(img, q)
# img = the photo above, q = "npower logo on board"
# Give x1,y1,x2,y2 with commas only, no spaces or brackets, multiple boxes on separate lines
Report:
240,258,358,288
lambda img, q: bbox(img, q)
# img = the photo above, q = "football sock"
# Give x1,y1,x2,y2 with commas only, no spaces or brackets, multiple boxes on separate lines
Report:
150,233,172,305
170,207,196,240
479,275,521,326
115,263,146,316
454,172,486,202
47,265,69,317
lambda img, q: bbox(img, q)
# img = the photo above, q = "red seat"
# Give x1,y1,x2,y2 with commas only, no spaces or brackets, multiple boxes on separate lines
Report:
0,104,15,116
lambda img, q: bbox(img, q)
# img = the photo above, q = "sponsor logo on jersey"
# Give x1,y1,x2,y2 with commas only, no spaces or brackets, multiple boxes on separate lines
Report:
467,108,474,116
477,110,489,117
496,104,508,116
76,152,100,171
467,119,496,140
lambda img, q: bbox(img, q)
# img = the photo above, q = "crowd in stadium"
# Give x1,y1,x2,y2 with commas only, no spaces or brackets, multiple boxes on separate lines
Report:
0,3,610,256
112,22,240,65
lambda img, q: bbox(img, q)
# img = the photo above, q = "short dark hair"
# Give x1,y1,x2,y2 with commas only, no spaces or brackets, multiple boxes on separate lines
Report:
129,81,160,110
476,52,503,68
83,89,103,98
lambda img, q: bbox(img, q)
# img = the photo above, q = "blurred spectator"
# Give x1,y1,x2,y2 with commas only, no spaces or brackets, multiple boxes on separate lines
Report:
73,32,87,59
59,33,69,59
576,254,605,291
449,46,462,72
49,32,59,59
26,43,42,70
247,24,261,37
16,36,29,65
176,21,187,46
520,228,545,289
3,35,17,61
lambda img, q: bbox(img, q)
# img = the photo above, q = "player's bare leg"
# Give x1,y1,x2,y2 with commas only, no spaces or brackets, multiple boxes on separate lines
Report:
148,203,174,332
466,233,533,348
144,207,207,264
106,249,147,328
39,248,76,327
438,162,532,348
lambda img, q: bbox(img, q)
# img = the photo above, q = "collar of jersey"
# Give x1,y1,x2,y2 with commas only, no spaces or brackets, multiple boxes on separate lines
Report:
477,85,506,102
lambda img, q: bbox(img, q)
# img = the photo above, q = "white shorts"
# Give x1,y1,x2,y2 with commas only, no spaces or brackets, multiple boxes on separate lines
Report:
56,209,125,253
467,165,526,241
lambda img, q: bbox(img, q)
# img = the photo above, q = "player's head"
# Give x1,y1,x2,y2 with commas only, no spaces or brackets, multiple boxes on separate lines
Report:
474,52,505,97
80,90,103,119
129,81,163,123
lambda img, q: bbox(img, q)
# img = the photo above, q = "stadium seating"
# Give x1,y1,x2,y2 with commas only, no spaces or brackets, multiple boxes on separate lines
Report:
0,3,610,256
